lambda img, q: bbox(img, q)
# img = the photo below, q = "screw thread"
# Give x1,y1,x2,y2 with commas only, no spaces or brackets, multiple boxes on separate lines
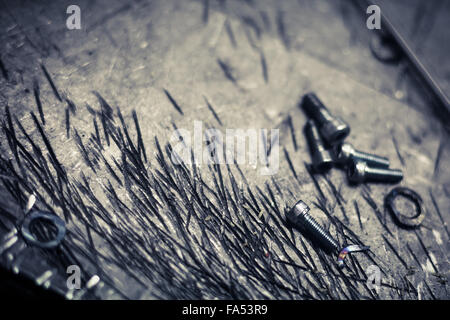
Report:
296,211,339,253
352,150,390,168
304,120,326,154
365,167,403,183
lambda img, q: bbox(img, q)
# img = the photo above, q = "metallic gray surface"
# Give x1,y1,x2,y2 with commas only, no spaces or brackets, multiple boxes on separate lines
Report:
287,200,339,253
335,142,390,168
301,92,350,145
348,160,403,184
303,119,334,172
0,0,448,299
21,211,66,249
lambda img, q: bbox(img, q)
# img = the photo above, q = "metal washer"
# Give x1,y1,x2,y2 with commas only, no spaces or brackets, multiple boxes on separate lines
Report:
385,187,426,228
21,211,66,249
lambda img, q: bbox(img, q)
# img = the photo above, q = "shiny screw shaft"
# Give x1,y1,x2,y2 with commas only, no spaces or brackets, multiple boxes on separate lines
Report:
304,120,325,151
352,149,390,168
287,200,339,253
301,93,335,125
336,142,390,168
348,160,403,184
304,120,333,172
364,166,403,183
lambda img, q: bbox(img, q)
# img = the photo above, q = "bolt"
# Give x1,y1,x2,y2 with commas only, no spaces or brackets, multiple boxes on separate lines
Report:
334,142,390,168
286,200,339,254
348,160,403,184
301,93,350,145
304,119,333,172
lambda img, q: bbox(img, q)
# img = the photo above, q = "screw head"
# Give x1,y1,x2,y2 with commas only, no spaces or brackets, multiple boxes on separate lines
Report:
347,160,367,183
312,149,334,172
334,142,354,164
319,117,350,146
286,200,310,225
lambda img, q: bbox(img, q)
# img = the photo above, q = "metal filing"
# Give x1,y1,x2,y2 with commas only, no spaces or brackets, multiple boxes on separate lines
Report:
304,119,334,172
347,160,403,184
334,142,390,168
301,93,350,146
286,200,339,253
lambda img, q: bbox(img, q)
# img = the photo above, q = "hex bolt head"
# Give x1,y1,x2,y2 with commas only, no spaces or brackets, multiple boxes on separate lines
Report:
301,93,350,145
347,160,403,184
304,119,333,172
334,142,390,168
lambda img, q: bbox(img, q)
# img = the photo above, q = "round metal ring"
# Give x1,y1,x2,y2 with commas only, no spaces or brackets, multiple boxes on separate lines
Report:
21,211,66,249
384,187,426,228
370,34,403,64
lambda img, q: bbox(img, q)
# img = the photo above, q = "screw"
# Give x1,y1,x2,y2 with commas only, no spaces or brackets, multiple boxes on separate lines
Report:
348,160,403,184
334,142,390,168
286,200,339,253
301,93,350,146
304,119,333,172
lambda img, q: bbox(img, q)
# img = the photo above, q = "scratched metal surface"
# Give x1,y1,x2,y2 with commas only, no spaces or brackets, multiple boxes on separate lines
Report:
0,0,448,299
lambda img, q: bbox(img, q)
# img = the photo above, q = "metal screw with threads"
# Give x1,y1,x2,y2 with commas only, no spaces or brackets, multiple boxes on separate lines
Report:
301,93,350,146
334,142,390,168
348,160,403,184
286,200,339,254
304,119,334,172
